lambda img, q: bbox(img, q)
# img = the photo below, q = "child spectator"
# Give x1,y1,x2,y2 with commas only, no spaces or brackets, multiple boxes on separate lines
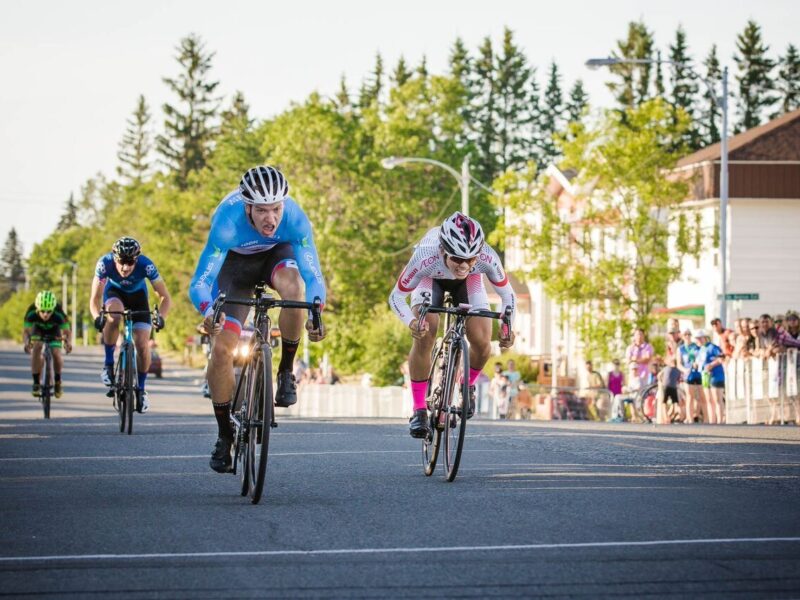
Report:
657,355,682,424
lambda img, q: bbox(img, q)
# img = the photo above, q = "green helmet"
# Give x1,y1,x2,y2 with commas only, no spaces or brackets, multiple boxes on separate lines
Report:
35,290,57,312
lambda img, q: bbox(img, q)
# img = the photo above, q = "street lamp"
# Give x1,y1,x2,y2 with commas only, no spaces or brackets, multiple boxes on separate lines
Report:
381,155,497,216
586,56,730,325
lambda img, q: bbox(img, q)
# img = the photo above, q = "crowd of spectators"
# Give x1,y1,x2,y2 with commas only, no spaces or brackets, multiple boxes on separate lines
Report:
599,311,800,425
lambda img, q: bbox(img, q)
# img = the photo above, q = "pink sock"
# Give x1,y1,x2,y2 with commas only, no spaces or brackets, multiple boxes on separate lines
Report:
410,380,428,410
468,367,482,386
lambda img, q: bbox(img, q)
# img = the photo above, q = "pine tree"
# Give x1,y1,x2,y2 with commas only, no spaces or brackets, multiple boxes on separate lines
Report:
219,91,252,136
654,51,665,98
668,25,701,150
448,37,474,151
358,53,384,108
775,44,800,115
733,20,777,131
157,33,221,189
390,56,412,87
416,55,428,80
1,228,25,292
566,79,590,123
607,20,655,112
56,194,79,230
471,37,497,184
541,61,565,165
700,44,722,145
117,94,152,185
334,74,351,113
494,28,534,173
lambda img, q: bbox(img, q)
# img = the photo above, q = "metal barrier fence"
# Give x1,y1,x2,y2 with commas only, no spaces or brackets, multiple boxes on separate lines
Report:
724,350,799,425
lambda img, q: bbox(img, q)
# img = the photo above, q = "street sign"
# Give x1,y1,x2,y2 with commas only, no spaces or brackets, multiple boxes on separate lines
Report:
717,293,759,300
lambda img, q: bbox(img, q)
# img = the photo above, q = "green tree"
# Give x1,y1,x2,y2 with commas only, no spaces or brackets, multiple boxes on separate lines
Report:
497,100,696,359
1,228,25,293
668,25,701,150
448,36,475,153
733,20,777,131
117,94,152,185
157,33,221,189
56,193,79,230
700,44,722,145
607,20,655,112
775,44,800,115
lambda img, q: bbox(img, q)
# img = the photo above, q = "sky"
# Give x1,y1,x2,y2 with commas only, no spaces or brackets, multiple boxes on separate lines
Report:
1,0,797,255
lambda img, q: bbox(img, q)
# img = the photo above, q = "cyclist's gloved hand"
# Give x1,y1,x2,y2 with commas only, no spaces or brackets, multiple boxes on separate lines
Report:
94,315,106,332
154,315,165,331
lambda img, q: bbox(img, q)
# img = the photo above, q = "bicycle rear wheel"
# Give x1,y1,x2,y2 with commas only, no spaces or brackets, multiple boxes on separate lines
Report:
422,341,445,476
245,344,273,504
41,348,52,419
443,338,469,482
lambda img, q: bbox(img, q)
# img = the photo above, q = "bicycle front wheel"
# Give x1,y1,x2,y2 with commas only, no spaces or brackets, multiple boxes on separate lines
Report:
41,348,52,419
443,337,469,482
123,344,135,435
245,344,274,504
423,340,444,476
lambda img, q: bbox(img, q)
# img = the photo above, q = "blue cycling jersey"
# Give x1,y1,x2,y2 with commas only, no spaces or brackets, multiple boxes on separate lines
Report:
95,253,160,294
189,191,326,316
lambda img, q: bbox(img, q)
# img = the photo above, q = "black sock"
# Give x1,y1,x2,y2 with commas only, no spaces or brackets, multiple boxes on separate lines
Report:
213,402,233,440
278,338,300,373
55,373,61,383
32,373,40,385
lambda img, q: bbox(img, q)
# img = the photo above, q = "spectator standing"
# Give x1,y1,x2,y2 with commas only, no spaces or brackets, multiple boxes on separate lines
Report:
503,360,522,419
657,355,682,424
678,329,703,423
695,329,726,424
780,311,800,425
583,360,606,421
489,363,506,419
626,328,654,391
732,319,755,359
607,360,626,422
711,318,735,359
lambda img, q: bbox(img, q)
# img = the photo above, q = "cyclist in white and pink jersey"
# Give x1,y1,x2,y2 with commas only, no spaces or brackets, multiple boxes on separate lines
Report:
389,211,516,438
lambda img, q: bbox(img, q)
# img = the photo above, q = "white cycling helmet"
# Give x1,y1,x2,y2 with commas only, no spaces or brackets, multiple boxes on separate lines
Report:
239,166,289,204
439,211,484,259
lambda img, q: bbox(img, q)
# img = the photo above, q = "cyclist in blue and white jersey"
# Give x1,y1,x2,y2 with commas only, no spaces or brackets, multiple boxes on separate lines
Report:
190,165,327,473
89,237,171,413
389,211,516,438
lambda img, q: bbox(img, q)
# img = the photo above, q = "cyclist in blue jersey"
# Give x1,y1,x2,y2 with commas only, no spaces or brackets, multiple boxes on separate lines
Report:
190,165,327,473
89,237,172,413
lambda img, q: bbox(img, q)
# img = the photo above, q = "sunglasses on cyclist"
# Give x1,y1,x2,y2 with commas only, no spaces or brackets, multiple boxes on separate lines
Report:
446,254,477,266
38,310,53,316
117,258,137,266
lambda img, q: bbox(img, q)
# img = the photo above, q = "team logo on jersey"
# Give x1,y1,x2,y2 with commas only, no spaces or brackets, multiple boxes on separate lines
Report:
96,261,106,276
301,236,309,248
212,245,222,258
145,264,157,277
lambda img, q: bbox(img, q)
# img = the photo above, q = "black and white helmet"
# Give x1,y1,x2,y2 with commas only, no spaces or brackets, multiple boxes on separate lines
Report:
439,211,484,259
112,237,141,261
239,166,289,204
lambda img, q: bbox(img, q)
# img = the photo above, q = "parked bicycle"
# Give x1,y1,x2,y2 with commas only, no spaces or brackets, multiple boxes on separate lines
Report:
211,284,322,504
417,292,511,482
100,306,161,435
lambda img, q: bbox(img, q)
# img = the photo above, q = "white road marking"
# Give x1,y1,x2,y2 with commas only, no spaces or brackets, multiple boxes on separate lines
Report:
1,537,798,563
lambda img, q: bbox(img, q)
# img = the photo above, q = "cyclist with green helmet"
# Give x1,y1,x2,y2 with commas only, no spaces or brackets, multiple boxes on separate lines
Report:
23,290,72,397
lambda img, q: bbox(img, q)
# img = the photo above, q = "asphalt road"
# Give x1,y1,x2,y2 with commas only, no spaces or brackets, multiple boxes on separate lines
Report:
1,344,800,598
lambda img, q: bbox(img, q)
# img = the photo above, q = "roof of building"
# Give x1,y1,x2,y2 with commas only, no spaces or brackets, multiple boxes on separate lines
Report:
676,107,800,167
